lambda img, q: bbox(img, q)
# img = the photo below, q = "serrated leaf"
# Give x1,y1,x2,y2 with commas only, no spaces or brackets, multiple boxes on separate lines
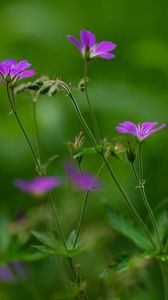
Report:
32,245,55,255
106,205,153,251
66,230,77,250
99,253,130,279
31,231,57,249
155,211,168,242
31,230,85,258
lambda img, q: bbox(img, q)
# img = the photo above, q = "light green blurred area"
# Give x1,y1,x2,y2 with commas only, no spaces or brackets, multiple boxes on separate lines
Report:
0,0,167,299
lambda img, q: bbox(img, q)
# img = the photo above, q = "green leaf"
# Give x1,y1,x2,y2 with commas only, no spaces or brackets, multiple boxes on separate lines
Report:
66,230,77,250
106,205,153,251
99,252,130,279
31,231,57,249
99,252,148,279
155,211,168,243
31,230,85,258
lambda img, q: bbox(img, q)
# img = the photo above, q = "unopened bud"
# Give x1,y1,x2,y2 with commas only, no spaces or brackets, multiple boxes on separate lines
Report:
78,77,89,92
39,83,51,95
48,84,58,97
126,141,136,163
28,83,40,91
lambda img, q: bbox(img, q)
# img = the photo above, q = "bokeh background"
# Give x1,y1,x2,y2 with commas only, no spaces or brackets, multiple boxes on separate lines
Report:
0,0,167,299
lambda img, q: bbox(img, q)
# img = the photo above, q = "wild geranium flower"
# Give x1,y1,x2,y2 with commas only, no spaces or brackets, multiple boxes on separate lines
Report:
67,29,116,60
65,163,101,191
116,121,166,142
0,59,36,84
14,176,61,196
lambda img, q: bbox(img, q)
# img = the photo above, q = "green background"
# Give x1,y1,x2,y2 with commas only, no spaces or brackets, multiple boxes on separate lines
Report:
0,0,167,299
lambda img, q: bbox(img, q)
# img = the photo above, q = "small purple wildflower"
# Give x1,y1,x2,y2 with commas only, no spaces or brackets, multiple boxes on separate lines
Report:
14,176,61,196
0,262,25,282
67,29,116,60
0,59,36,84
65,163,101,191
116,121,166,142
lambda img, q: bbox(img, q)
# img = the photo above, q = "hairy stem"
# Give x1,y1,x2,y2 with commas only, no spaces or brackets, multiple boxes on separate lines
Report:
73,191,89,248
83,60,101,144
138,144,162,248
159,262,168,300
7,84,41,172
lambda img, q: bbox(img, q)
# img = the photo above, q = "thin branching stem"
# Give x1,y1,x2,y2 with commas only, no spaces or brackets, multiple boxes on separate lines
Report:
73,191,89,248
67,90,156,249
138,144,162,248
83,60,101,144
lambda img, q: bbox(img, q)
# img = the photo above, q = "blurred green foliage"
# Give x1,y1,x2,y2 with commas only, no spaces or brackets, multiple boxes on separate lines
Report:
0,0,167,299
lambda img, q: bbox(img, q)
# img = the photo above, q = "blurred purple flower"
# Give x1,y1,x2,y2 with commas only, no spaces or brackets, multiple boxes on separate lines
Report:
116,121,166,142
0,262,25,282
14,176,61,196
65,163,101,191
0,59,36,84
67,29,116,60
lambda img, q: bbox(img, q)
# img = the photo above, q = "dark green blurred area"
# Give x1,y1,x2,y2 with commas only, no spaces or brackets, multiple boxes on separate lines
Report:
0,0,167,299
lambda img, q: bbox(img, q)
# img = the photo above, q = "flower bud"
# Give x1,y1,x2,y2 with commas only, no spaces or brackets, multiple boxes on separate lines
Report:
48,84,58,97
39,83,52,95
78,77,89,92
126,141,136,163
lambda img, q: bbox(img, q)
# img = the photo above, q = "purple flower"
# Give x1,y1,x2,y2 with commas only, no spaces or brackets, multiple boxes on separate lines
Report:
116,121,166,142
0,262,25,282
67,29,116,60
14,176,61,196
65,163,101,191
0,59,36,84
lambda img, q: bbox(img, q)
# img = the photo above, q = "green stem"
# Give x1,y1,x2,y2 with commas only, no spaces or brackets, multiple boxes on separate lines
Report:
6,84,41,172
69,92,97,145
32,100,42,163
83,60,101,144
48,192,67,251
67,90,156,248
101,155,156,248
73,191,89,248
138,144,162,248
7,85,67,251
159,262,168,300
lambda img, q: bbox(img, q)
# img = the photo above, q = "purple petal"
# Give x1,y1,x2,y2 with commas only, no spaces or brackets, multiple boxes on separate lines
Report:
67,35,81,50
0,262,25,282
0,265,14,281
10,60,31,78
18,70,36,79
1,59,17,66
95,41,117,54
75,172,101,191
80,30,96,48
99,53,116,59
14,176,61,195
0,64,10,77
140,122,158,132
65,163,101,191
116,121,137,136
146,123,166,136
